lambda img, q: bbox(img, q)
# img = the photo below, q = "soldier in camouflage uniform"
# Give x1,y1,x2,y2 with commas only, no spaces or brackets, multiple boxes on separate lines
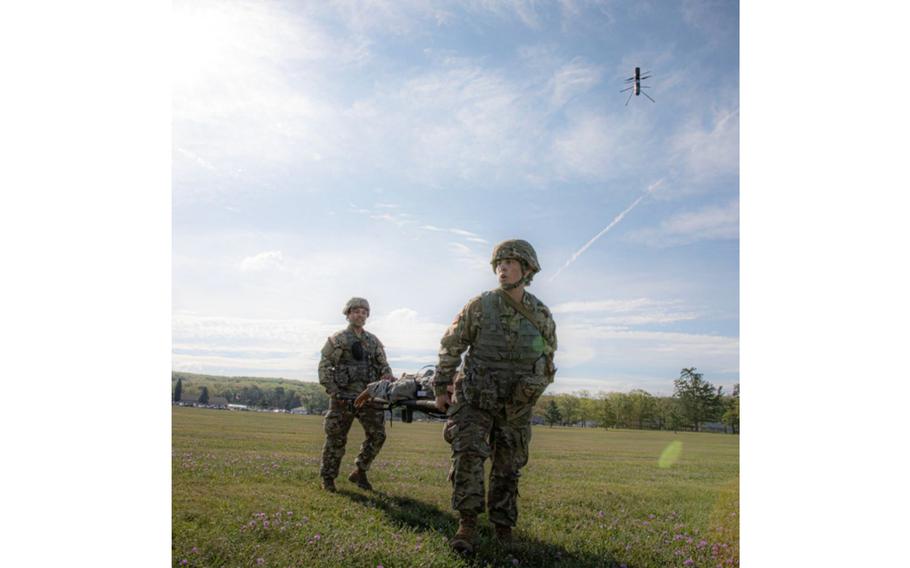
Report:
318,297,394,492
433,240,557,553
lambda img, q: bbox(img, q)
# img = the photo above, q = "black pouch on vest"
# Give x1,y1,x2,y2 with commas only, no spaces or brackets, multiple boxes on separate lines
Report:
513,357,550,406
462,369,498,410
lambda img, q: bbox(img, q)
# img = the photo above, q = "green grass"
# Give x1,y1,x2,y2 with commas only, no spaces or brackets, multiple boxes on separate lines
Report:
173,407,738,568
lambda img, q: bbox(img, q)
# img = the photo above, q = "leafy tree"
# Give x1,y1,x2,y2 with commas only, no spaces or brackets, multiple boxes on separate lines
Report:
557,394,581,426
544,399,562,427
595,392,616,429
654,397,683,431
173,378,183,402
673,368,722,432
578,395,597,428
722,383,740,434
628,389,657,429
608,392,630,428
198,386,209,405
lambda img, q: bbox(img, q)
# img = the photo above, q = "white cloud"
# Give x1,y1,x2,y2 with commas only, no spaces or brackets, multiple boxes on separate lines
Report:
448,242,489,270
548,57,602,107
552,297,698,325
448,228,481,238
671,107,739,182
545,375,673,396
370,211,415,227
550,108,654,181
626,200,739,247
368,308,448,353
239,250,285,272
556,321,738,371
553,298,656,313
681,0,737,41
172,313,336,378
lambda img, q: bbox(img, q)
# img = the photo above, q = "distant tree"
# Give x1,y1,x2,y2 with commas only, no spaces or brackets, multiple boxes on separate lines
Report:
596,392,616,429
654,397,683,431
721,383,740,434
285,392,302,411
673,368,722,432
544,399,562,427
198,386,209,405
628,389,657,429
173,378,183,402
272,386,286,408
578,394,597,428
301,391,330,415
557,394,581,426
608,392,630,428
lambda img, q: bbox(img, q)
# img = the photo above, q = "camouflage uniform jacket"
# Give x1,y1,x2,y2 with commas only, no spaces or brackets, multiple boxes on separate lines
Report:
318,325,392,397
434,289,557,399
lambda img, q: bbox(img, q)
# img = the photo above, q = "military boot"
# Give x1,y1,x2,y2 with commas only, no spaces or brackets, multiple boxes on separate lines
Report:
321,478,336,493
347,467,373,491
449,514,477,555
493,523,512,544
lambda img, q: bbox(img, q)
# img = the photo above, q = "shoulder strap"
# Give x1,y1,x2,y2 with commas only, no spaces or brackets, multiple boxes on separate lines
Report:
495,289,545,337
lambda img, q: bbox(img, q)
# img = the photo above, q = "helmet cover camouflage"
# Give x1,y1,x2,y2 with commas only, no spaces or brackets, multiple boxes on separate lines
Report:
490,239,540,286
343,297,371,316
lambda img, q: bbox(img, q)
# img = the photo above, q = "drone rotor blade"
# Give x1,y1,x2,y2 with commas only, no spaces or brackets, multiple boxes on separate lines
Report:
625,92,634,106
639,75,652,81
643,92,656,103
620,86,633,92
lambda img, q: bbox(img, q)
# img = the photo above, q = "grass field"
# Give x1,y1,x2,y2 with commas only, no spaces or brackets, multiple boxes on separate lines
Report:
173,407,738,568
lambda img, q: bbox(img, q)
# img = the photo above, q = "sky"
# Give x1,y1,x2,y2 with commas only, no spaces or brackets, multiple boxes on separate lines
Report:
172,0,739,396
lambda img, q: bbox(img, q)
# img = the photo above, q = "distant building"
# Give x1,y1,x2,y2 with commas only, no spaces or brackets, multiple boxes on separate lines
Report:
176,394,228,409
227,403,248,411
208,396,229,409
701,421,726,433
289,406,308,415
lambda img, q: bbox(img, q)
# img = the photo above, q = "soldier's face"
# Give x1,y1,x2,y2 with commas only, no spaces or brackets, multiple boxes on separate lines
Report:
347,307,369,326
496,258,525,286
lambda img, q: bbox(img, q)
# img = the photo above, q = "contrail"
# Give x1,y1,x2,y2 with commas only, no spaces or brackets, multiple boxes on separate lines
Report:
550,179,664,281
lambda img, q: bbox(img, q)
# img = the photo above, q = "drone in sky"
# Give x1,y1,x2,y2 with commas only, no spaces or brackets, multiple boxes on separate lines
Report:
621,67,655,105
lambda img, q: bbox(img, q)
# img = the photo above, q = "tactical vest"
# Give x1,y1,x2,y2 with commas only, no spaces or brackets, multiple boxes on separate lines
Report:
462,291,546,408
335,330,377,391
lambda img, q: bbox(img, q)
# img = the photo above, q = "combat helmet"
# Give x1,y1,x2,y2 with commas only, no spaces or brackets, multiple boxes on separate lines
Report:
490,239,540,286
343,297,371,316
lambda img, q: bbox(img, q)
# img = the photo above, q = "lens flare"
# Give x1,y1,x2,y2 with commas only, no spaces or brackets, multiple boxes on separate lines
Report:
659,440,683,468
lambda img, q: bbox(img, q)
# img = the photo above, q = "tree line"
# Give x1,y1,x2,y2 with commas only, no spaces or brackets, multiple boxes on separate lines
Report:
535,368,739,433
172,372,332,414
172,368,739,433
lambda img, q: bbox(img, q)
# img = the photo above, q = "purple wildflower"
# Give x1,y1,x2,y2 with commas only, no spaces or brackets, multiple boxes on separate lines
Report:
180,561,187,566
256,558,264,566
684,559,694,566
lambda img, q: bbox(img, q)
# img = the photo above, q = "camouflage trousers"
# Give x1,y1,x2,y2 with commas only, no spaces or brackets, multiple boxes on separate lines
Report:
442,392,534,527
319,398,386,480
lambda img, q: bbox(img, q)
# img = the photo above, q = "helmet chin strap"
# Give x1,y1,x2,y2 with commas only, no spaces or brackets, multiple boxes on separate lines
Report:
500,270,532,291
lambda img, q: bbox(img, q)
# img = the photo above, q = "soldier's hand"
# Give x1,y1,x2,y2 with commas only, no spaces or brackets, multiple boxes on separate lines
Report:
435,393,451,413
354,390,373,409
